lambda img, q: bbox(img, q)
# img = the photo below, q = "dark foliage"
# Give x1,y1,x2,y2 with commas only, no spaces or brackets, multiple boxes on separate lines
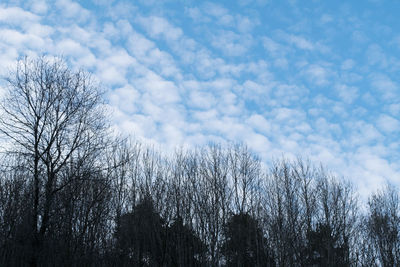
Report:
166,216,207,266
305,223,350,267
222,212,274,267
115,197,166,266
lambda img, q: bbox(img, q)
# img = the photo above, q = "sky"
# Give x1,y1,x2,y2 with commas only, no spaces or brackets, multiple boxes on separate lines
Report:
0,0,399,197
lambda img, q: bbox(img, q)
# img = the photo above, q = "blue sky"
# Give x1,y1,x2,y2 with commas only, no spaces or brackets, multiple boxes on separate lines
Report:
0,0,399,197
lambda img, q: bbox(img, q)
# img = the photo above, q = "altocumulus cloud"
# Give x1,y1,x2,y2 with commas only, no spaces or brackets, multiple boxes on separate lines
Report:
0,0,400,199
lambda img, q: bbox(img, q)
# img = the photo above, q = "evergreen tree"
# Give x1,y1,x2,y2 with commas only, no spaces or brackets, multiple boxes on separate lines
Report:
222,213,274,267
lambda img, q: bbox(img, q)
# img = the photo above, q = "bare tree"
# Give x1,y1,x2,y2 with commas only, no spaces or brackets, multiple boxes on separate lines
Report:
228,144,260,215
308,171,358,266
366,184,400,267
0,56,108,266
264,159,304,266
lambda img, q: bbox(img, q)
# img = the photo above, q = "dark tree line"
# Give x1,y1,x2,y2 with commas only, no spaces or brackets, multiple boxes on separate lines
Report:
0,57,399,266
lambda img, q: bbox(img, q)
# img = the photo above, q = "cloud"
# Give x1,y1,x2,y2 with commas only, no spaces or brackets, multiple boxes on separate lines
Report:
1,0,400,200
185,7,206,22
29,0,48,14
377,114,400,134
247,114,271,134
0,6,39,26
335,84,358,104
370,73,398,101
236,15,256,32
278,32,315,50
137,16,183,42
211,30,253,56
55,0,91,22
367,44,387,67
262,36,285,56
109,85,140,114
0,29,47,50
186,3,256,33
387,103,400,116
304,64,331,86
341,59,355,70
203,2,233,26
189,90,216,109
273,84,307,106
138,72,181,105
346,121,383,147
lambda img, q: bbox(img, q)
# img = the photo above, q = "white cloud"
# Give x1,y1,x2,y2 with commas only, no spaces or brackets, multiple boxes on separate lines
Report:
1,0,399,201
367,44,387,67
193,109,218,122
189,90,216,109
336,84,358,104
305,64,331,86
138,72,181,104
262,36,285,56
341,59,355,70
387,103,400,116
247,114,271,134
0,47,18,75
0,29,46,50
56,39,86,56
26,23,54,37
272,107,306,124
352,150,399,195
55,0,91,22
29,0,48,14
0,6,39,25
128,30,155,58
286,34,314,50
370,73,398,100
273,84,306,106
137,16,183,42
377,114,400,134
315,117,342,137
211,30,253,56
109,85,140,114
274,58,288,69
185,7,206,22
203,3,231,22
242,80,272,101
236,15,255,32
346,121,383,147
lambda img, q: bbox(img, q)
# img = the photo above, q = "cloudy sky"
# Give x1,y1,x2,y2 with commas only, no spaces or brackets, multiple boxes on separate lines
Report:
1,0,399,196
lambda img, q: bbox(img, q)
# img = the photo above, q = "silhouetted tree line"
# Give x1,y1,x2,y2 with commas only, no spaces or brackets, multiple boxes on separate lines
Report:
0,57,399,266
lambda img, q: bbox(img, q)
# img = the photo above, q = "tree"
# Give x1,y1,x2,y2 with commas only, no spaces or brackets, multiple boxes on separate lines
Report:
166,216,207,266
264,159,305,266
222,212,273,267
0,154,32,266
115,196,166,266
313,174,357,266
366,185,400,267
306,222,349,266
0,56,108,266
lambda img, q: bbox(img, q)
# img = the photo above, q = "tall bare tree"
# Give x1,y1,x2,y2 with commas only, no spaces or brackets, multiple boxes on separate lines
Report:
0,56,108,266
366,184,400,267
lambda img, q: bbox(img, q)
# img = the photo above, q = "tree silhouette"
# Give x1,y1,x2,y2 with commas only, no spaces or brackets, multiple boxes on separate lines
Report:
305,223,350,266
115,196,166,266
0,56,108,266
366,186,400,266
166,216,207,266
222,212,274,267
